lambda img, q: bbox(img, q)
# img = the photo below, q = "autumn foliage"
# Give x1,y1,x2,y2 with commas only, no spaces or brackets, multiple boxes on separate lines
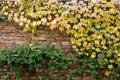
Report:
0,0,120,78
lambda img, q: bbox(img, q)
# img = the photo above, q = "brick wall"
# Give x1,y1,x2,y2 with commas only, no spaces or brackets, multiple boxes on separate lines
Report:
0,21,73,54
0,21,98,80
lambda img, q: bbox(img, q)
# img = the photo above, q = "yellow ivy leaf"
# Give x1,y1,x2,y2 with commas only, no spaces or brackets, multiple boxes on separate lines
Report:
85,53,89,56
37,21,41,26
25,23,29,28
108,64,113,69
8,14,13,21
110,8,115,13
19,22,24,26
80,48,85,51
102,45,108,50
14,17,19,23
92,34,97,38
59,26,64,32
91,52,96,58
106,2,112,7
47,15,52,21
117,58,120,62
94,40,100,45
105,70,110,77
66,24,71,30
114,50,119,54
70,37,75,44
106,52,112,57
91,0,97,3
73,24,79,30
4,12,8,16
78,52,83,55
74,32,79,38
55,13,59,18
117,53,120,57
74,48,79,52
66,29,70,35
83,41,88,47
50,24,56,30
72,45,77,49
51,18,58,25
92,47,95,49
32,21,37,27
101,39,106,45
101,0,107,3
41,18,47,24
74,39,79,45
78,27,84,33
95,48,101,52
109,59,115,63
87,36,91,41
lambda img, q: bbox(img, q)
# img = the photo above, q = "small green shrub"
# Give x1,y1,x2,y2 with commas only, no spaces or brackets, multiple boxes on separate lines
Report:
38,75,50,80
0,70,9,80
0,43,71,79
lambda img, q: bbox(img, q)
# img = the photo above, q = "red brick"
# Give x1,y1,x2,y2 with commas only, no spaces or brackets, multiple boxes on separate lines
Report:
51,42,61,49
61,41,71,49
32,35,48,41
0,21,8,26
74,76,82,80
61,41,71,46
0,25,3,30
0,41,6,48
0,21,72,54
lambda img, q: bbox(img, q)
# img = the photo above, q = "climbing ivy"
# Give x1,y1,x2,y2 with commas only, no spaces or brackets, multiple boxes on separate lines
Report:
0,0,120,77
0,2,6,21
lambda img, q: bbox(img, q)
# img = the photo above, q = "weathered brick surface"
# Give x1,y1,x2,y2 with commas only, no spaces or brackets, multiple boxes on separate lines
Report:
0,21,72,53
0,21,103,80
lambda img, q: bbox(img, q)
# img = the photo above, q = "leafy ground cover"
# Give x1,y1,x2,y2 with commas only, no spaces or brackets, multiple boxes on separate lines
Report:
0,43,72,80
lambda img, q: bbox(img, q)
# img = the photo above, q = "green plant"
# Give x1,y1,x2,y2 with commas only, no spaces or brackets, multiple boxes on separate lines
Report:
71,53,120,80
1,0,120,79
0,70,9,80
66,76,74,80
0,43,71,79
0,12,6,21
38,75,50,80
0,2,7,21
